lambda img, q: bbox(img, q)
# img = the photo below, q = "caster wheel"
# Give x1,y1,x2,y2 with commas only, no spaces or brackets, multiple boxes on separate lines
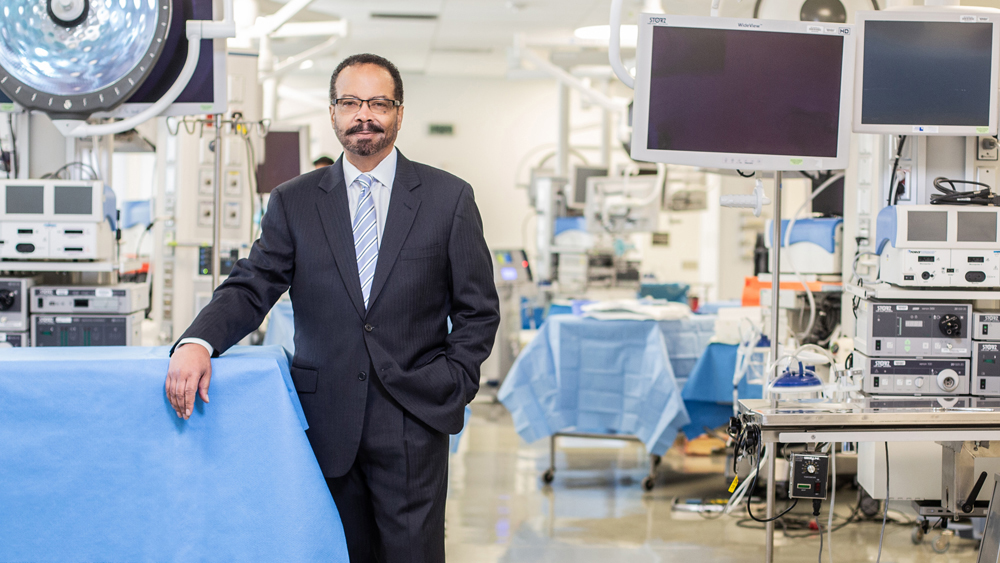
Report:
652,455,663,468
911,526,924,545
542,469,555,484
932,534,951,554
642,476,655,491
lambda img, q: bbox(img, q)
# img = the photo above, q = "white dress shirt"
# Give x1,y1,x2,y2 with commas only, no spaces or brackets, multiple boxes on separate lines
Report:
179,149,400,357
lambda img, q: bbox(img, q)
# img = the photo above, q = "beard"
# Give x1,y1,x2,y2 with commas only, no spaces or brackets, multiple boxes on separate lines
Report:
335,118,398,157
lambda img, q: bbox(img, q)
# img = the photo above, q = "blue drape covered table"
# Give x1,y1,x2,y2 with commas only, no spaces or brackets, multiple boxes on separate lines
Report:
0,345,348,563
680,342,763,437
498,316,691,456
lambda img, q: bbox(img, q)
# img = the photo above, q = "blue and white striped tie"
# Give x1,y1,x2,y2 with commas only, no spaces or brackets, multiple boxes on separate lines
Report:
352,174,378,309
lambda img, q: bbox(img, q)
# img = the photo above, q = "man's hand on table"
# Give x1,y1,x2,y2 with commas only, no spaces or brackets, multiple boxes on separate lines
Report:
166,343,212,419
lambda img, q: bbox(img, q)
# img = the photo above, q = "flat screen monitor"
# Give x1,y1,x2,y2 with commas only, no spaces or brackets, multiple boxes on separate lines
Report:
91,0,227,119
572,165,608,205
631,15,855,172
854,9,1000,136
257,127,310,194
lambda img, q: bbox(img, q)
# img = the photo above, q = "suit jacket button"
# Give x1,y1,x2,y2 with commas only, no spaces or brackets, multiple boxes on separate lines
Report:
364,324,374,332
358,371,367,381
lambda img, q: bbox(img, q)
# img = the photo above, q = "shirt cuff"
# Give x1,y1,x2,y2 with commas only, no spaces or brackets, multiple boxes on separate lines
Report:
178,338,214,356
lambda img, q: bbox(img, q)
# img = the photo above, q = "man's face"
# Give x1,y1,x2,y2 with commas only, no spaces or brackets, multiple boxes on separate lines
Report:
330,64,403,158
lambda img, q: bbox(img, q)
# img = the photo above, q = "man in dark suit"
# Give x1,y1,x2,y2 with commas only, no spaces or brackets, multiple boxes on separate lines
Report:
165,53,500,563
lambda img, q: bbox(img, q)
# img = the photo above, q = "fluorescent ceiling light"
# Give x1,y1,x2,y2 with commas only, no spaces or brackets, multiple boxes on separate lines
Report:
573,25,638,48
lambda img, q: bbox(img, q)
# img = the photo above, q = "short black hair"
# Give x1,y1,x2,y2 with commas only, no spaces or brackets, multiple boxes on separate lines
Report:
313,156,335,166
329,54,404,105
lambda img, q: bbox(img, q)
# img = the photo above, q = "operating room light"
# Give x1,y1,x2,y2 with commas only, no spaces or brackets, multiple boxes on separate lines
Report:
0,0,171,116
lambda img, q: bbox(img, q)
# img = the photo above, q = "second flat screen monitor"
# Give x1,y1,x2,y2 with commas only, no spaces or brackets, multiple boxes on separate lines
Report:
631,16,855,171
854,11,999,135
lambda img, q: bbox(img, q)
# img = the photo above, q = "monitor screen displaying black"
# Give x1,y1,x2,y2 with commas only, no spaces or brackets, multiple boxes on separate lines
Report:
257,132,302,194
126,0,215,105
645,26,844,158
861,21,993,126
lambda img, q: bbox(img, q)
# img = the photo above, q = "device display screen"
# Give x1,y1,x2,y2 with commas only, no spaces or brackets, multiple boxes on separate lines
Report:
907,211,948,242
6,185,43,214
53,185,92,215
645,26,844,157
861,21,993,126
957,211,997,242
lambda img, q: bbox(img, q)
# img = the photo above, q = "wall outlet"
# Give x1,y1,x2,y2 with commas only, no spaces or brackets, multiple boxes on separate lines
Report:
979,136,999,161
197,201,213,227
198,169,214,195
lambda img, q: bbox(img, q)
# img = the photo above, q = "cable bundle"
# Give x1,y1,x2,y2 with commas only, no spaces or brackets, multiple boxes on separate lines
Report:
930,177,997,206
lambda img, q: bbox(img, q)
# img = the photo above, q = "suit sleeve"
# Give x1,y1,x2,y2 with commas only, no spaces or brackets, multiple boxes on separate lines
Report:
445,184,501,403
173,187,295,356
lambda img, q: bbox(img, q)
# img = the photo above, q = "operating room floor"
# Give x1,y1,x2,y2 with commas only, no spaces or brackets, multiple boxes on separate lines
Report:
445,403,980,563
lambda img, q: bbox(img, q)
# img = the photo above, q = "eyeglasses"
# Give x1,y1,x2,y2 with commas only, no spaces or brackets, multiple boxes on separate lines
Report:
334,97,401,115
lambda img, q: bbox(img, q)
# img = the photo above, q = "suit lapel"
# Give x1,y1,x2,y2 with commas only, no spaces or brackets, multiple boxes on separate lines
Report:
366,153,421,313
315,159,367,319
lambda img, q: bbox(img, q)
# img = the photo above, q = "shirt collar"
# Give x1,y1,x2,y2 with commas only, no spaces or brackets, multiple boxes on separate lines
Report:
343,147,398,190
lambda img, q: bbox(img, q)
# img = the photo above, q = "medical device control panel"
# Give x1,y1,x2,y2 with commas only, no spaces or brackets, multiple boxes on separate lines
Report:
31,313,143,347
866,395,973,409
32,284,149,314
0,331,28,347
974,342,1000,396
859,353,970,395
788,453,829,499
0,276,40,331
854,300,971,358
974,311,1000,342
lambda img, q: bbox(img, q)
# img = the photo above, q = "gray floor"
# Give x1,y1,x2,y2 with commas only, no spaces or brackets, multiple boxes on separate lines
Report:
445,403,980,563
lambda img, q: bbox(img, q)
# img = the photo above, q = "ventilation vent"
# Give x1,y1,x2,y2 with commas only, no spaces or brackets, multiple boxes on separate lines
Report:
370,13,439,20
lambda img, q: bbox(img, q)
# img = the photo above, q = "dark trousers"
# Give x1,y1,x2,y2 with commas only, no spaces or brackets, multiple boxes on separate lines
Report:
326,372,450,563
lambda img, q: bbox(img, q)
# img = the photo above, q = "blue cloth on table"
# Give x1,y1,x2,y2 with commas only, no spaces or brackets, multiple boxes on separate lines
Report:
498,316,690,456
657,315,716,381
640,283,690,303
680,342,763,437
262,301,472,451
0,345,347,563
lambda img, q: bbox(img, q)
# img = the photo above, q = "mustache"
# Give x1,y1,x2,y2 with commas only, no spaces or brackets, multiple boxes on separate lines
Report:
347,122,385,135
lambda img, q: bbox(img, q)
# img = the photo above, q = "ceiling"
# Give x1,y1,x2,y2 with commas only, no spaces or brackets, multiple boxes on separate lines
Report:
243,0,734,79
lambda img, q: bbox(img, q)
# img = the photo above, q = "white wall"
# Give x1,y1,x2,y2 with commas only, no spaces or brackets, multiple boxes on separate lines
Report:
279,73,613,253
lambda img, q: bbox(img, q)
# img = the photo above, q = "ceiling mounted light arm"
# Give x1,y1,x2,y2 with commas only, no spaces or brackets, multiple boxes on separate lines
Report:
260,35,342,82
609,0,635,89
515,47,627,113
53,0,236,138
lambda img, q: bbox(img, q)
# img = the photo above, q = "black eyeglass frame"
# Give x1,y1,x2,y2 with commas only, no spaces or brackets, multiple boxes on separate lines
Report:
333,97,403,112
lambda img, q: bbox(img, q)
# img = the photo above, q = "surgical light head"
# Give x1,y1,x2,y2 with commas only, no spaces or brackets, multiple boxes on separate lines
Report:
0,0,172,118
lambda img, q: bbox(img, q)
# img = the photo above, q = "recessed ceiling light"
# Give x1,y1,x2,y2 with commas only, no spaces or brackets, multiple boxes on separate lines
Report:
299,59,314,70
573,25,638,48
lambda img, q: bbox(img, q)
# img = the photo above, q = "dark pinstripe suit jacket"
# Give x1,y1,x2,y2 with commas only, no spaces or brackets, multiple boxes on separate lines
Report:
179,152,501,478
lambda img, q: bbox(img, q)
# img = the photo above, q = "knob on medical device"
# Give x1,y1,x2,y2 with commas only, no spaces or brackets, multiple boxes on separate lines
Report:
937,369,959,392
939,314,962,337
720,180,771,217
0,290,14,311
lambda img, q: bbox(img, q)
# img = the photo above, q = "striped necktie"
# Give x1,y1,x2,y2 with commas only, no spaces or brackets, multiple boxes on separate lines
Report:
352,174,378,309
